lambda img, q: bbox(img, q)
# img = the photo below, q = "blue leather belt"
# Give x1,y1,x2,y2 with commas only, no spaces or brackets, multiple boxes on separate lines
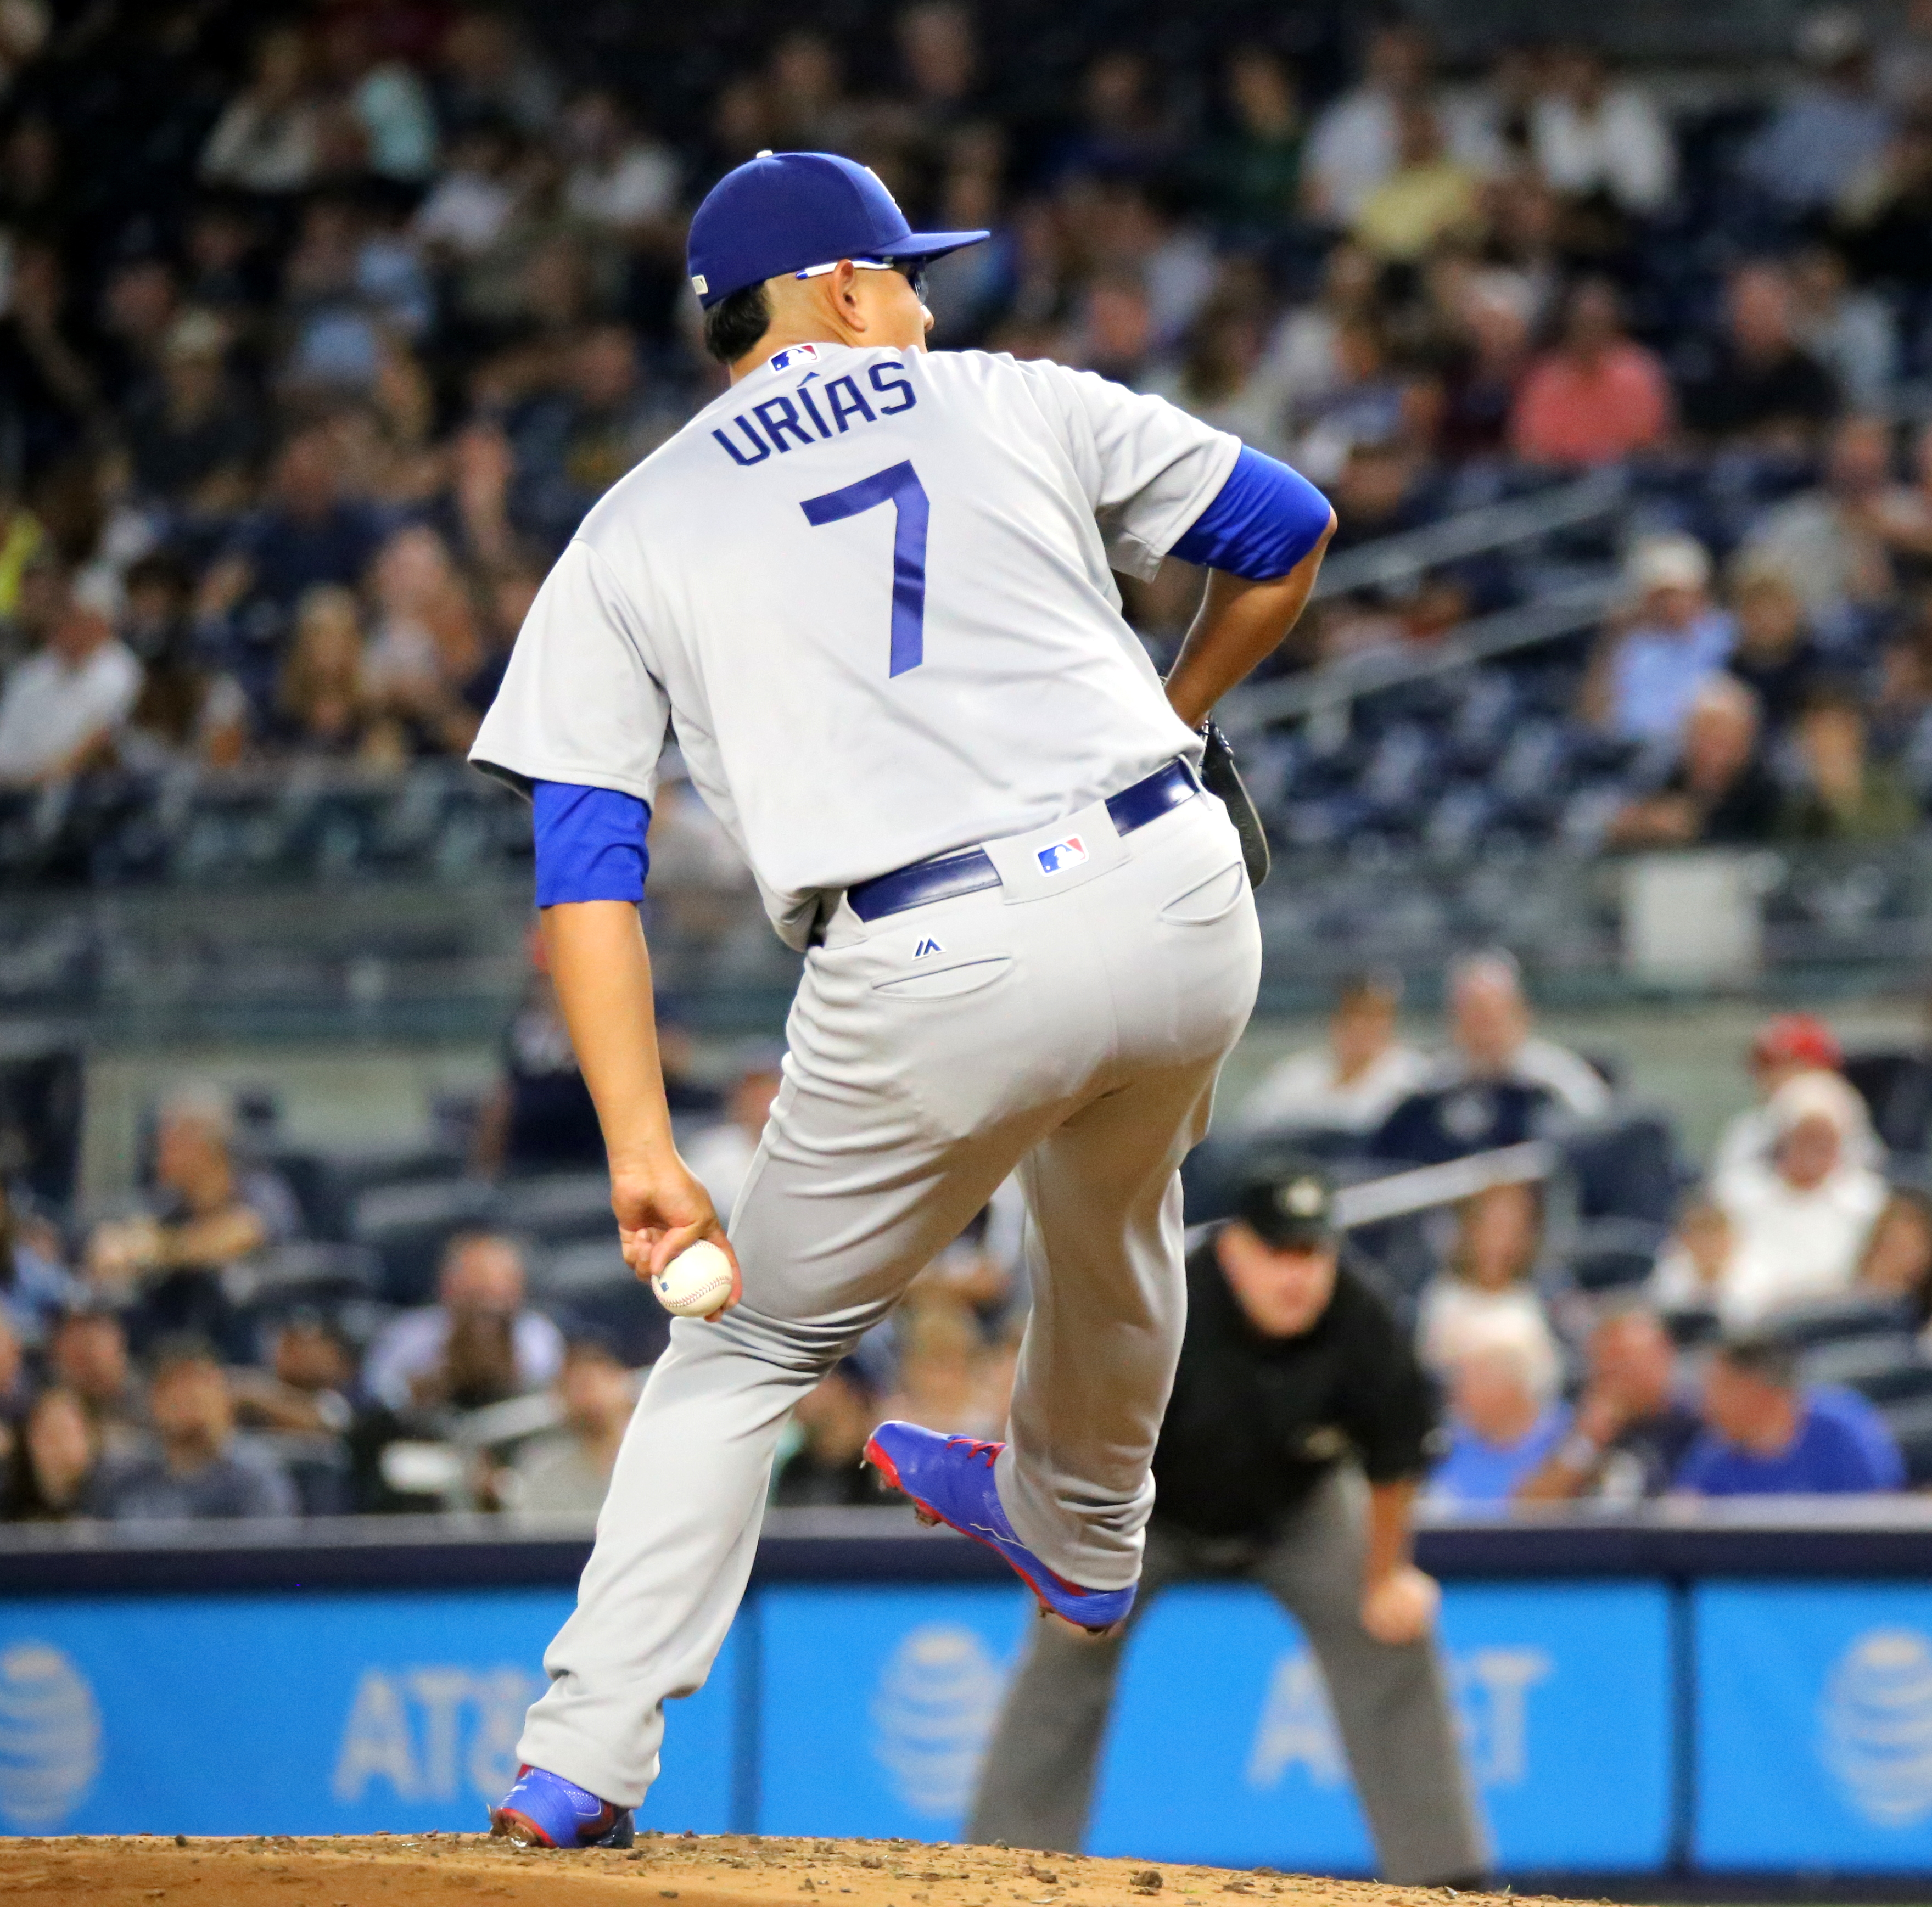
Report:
847,758,1197,923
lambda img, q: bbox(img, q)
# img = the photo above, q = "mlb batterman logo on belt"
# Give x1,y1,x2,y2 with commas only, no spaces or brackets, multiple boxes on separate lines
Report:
1037,836,1088,876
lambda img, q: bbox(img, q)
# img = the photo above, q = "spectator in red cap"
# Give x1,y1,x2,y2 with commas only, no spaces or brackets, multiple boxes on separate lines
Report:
1710,1012,1878,1195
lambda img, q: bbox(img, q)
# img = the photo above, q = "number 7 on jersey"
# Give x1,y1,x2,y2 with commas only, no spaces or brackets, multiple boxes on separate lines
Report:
800,461,929,677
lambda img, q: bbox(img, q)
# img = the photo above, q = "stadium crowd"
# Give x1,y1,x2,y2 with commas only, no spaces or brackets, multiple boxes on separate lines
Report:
9,4,1932,1522
7,5,1932,863
2,949,1931,1525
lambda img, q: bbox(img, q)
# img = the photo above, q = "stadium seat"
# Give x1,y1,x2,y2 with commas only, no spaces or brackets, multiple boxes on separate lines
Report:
491,1171,622,1243
1551,1111,1685,1225
1565,1217,1669,1293
1843,1051,1932,1157
1796,1337,1932,1401
1760,1294,1918,1352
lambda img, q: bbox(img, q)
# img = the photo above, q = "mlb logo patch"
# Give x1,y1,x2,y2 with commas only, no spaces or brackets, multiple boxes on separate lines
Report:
770,343,820,372
1037,835,1088,876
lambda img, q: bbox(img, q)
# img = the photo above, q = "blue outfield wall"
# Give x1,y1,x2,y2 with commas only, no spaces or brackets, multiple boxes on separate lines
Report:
4,1519,1932,1872
1696,1583,1932,1872
0,1579,1668,1865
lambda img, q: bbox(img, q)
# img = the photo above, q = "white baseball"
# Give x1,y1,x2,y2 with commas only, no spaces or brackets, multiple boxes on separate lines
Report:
651,1238,736,1317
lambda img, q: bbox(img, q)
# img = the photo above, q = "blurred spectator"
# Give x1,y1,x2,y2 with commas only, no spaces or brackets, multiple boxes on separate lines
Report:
1677,1333,1903,1495
1838,109,1932,289
472,936,607,1176
1789,245,1897,410
1529,43,1676,216
1508,278,1672,468
1237,972,1428,1135
120,551,248,770
1677,262,1841,449
122,310,260,512
198,25,321,195
413,119,524,259
6,1387,99,1523
882,1299,1006,1439
685,1048,786,1222
1710,1012,1874,1192
48,1308,144,1459
1723,556,1827,731
0,590,141,786
509,324,681,554
1262,243,1382,445
0,1179,76,1347
1351,102,1480,264
228,1313,357,1437
197,425,386,715
505,1335,637,1520
361,525,484,755
1518,1305,1700,1502
1739,8,1895,216
1304,24,1491,227
559,89,676,237
1426,1309,1571,1507
363,1232,564,1411
1582,535,1728,744
1680,1071,1890,1329
1780,685,1918,842
1196,48,1304,238
1744,414,1899,622
1416,1181,1563,1401
93,1337,298,1521
1608,677,1781,849
1431,950,1610,1119
273,584,397,762
84,1082,300,1350
772,1363,883,1507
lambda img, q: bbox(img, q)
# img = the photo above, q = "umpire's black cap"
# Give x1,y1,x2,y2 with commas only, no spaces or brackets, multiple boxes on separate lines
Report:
1233,1158,1339,1251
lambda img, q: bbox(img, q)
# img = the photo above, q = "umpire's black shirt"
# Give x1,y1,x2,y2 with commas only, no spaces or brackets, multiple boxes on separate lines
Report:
1151,1232,1438,1540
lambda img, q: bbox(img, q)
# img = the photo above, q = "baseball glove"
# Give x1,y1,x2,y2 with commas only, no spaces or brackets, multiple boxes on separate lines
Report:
1198,721,1270,891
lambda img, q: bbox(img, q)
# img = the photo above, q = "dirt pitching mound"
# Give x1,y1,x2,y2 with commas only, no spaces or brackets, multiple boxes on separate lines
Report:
0,1832,1577,1907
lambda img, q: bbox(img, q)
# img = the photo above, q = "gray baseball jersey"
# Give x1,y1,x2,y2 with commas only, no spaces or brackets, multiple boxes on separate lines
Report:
470,342,1239,945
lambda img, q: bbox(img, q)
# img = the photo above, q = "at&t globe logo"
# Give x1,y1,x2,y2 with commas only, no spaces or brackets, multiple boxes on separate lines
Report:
1821,1628,1932,1826
0,1643,102,1829
870,1624,1007,1818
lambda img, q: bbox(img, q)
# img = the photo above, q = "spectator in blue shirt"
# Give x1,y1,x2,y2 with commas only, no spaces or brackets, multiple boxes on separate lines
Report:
1426,1310,1572,1508
1677,1334,1905,1495
1585,532,1733,744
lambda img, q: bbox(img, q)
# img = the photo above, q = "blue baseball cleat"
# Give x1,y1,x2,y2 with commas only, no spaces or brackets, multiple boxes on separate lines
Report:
490,1764,634,1848
864,1421,1136,1634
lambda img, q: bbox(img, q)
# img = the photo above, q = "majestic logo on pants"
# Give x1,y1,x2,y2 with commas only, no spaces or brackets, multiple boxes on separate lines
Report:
1037,836,1088,875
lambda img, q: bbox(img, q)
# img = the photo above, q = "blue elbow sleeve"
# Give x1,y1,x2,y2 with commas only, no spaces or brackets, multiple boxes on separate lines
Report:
533,781,651,908
1170,445,1332,580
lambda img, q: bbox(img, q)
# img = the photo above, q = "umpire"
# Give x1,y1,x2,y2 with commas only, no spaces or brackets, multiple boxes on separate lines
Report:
967,1160,1486,1883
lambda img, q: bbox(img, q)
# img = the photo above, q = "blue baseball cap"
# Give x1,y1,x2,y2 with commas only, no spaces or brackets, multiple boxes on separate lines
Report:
686,150,989,309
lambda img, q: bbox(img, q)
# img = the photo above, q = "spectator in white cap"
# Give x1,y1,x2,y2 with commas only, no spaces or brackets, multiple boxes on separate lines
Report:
1582,533,1733,744
1656,1070,1889,1330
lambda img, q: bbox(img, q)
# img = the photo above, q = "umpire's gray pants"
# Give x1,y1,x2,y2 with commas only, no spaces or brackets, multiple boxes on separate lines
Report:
968,1467,1488,1885
517,789,1262,1805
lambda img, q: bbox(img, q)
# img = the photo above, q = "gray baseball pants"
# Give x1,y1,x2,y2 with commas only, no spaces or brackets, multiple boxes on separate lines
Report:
968,1465,1487,1883
517,788,1262,1805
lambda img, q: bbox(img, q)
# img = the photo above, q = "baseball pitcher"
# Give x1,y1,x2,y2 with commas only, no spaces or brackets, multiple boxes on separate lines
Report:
470,150,1335,1848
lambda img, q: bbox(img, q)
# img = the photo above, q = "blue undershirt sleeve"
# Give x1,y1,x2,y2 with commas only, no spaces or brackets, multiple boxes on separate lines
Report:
1168,444,1334,580
533,780,651,908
